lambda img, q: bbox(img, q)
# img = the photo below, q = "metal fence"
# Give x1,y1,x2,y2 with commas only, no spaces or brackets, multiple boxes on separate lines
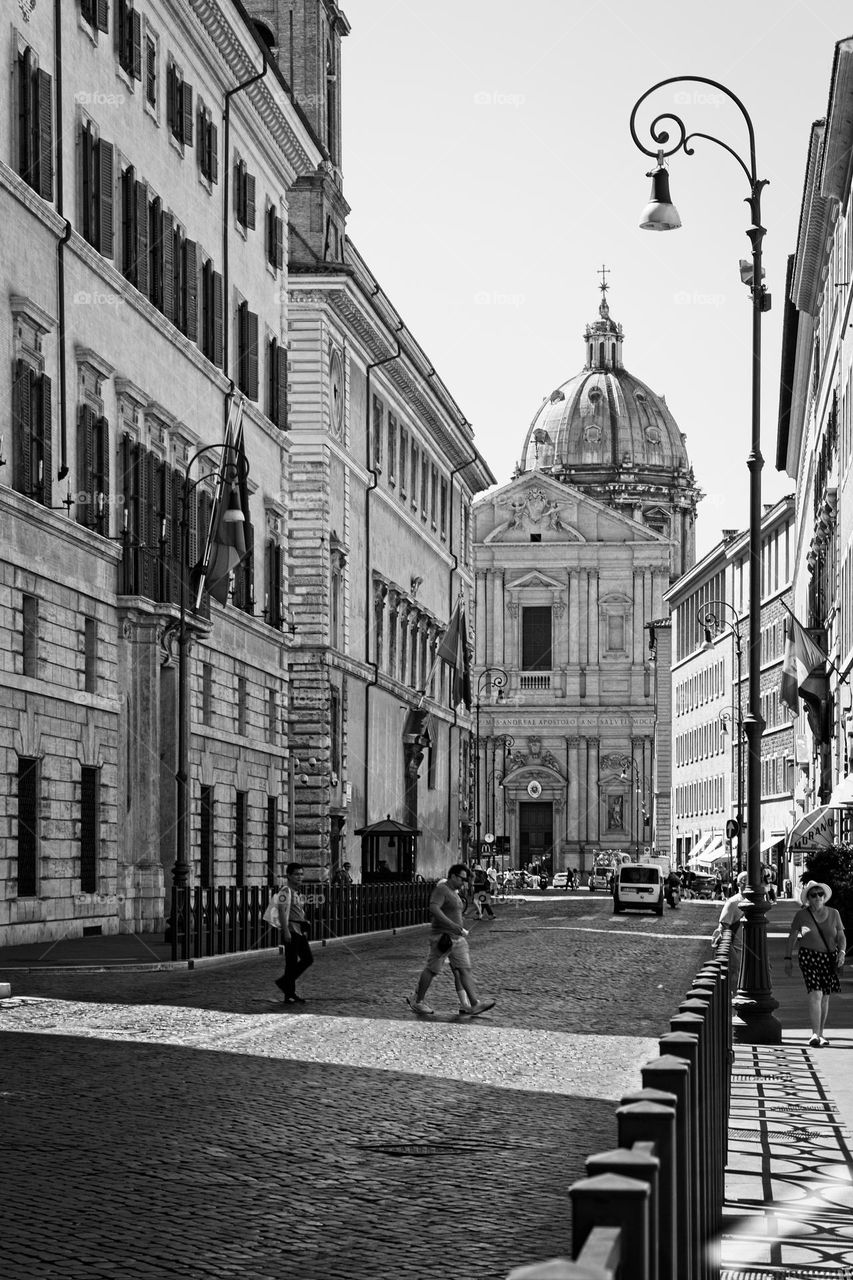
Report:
508,927,735,1280
169,880,435,962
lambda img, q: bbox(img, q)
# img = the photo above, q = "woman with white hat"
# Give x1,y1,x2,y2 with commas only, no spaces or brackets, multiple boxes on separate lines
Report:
783,881,847,1047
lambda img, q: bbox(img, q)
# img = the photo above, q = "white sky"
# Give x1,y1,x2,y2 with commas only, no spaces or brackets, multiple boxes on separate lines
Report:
340,0,853,559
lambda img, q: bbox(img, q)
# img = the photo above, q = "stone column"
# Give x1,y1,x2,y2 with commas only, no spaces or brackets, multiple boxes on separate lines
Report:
568,569,580,666
589,572,599,670
591,737,601,843
566,736,579,843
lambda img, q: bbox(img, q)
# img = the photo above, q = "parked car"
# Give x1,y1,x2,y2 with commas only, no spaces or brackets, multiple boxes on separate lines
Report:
551,871,570,891
613,864,665,916
688,873,716,900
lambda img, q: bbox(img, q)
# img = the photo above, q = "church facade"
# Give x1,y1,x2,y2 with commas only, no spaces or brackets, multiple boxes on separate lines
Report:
471,288,700,877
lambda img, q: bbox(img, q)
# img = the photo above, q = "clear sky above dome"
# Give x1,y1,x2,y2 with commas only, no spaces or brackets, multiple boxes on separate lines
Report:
341,0,853,560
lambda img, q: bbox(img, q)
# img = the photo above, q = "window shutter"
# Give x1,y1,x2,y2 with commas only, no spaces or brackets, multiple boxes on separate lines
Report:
121,165,134,277
97,0,109,31
97,415,110,515
145,35,156,106
209,122,218,184
78,405,97,526
40,374,52,505
237,301,247,389
184,239,198,342
276,342,288,430
212,270,223,368
134,177,148,294
148,193,161,308
98,139,114,258
13,360,33,498
161,210,174,320
167,63,176,135
275,214,284,269
131,10,142,80
36,69,53,200
245,308,259,400
81,121,94,244
182,82,193,146
246,172,256,229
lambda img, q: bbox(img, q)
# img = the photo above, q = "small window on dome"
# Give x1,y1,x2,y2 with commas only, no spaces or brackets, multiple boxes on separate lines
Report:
635,391,646,402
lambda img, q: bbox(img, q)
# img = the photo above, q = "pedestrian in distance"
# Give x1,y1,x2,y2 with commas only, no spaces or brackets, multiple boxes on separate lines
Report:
406,864,496,1018
711,871,749,953
274,863,314,1004
784,881,847,1047
333,860,353,886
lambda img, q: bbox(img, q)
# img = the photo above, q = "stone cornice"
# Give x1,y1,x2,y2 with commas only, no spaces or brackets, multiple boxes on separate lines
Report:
187,0,320,179
793,121,835,317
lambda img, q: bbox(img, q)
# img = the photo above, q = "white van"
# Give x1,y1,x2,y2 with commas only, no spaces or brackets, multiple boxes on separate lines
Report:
613,864,665,916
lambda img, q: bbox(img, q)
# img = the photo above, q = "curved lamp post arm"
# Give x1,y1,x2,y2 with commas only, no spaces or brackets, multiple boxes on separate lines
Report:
629,75,758,189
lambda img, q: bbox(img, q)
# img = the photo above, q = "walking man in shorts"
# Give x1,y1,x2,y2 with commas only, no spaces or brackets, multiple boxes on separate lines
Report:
406,864,496,1017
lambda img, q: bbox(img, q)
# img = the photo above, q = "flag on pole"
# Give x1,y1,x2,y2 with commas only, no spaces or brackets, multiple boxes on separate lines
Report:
436,598,472,709
780,613,829,742
192,403,249,609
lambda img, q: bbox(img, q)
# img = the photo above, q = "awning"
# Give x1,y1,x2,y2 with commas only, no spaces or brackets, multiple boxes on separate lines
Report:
829,773,853,807
787,805,834,853
759,836,784,854
688,830,719,860
692,841,728,868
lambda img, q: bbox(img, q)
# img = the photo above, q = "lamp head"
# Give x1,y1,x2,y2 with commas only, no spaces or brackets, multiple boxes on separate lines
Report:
701,626,715,651
639,165,682,232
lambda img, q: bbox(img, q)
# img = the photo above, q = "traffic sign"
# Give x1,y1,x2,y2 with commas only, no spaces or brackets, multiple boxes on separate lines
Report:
725,819,739,840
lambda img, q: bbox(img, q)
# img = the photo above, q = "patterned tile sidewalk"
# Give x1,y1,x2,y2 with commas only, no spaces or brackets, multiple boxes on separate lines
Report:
722,917,853,1280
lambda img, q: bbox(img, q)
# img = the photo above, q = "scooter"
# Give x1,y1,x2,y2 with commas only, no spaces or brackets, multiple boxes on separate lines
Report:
665,883,681,909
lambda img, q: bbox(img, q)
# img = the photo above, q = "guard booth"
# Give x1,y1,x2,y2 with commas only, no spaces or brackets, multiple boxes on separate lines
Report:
355,816,420,883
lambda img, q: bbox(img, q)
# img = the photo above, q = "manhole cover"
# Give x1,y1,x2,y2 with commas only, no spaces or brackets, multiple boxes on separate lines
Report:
728,1128,823,1142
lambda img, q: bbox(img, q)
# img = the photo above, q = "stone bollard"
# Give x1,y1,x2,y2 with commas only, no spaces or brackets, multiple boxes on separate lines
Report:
0,982,11,999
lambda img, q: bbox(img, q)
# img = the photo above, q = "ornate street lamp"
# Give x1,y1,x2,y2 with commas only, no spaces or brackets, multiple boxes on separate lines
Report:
619,755,641,857
473,668,508,859
631,77,780,1042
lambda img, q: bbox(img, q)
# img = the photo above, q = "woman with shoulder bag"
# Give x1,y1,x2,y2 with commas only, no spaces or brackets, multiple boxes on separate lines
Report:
783,881,847,1047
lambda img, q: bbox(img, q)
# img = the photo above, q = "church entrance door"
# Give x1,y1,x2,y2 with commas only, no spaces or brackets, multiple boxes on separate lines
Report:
520,802,553,875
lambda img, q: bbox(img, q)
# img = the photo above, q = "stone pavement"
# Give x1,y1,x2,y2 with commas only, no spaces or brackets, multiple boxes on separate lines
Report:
721,900,853,1280
1,895,713,1280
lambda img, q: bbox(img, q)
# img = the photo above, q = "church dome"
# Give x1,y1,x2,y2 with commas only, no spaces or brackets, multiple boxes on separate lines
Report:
520,289,691,482
516,277,700,578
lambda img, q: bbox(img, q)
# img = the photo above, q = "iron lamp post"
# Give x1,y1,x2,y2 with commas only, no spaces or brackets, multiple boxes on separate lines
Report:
700,601,746,873
631,77,780,1042
473,668,507,860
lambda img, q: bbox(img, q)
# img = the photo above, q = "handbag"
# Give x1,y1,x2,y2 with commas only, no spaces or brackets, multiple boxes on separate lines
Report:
263,890,285,928
436,933,454,954
808,907,839,967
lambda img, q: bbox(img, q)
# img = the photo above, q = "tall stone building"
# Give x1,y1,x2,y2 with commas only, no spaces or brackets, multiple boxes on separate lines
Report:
472,285,700,876
0,0,491,946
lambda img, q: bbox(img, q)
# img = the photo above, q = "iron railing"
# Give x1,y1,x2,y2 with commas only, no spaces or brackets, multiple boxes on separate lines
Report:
508,926,735,1280
169,879,435,962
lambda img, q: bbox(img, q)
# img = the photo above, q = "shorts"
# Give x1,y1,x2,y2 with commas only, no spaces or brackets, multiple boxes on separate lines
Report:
426,934,471,975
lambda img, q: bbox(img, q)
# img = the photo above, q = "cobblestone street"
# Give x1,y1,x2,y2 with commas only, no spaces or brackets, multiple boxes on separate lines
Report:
1,895,714,1279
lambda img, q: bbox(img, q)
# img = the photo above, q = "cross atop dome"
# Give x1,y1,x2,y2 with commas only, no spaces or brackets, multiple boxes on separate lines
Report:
597,263,611,318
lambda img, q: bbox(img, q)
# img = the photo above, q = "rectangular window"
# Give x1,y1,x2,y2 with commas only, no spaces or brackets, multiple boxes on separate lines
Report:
233,156,255,230
267,688,277,743
372,395,383,469
167,60,193,148
420,460,429,520
201,258,224,367
265,540,284,630
440,478,448,539
201,662,212,725
17,756,39,897
84,617,98,693
410,445,418,508
80,765,99,892
235,790,247,885
22,594,38,678
16,46,53,201
12,360,52,506
522,606,552,671
267,337,288,429
144,32,157,108
197,101,219,183
236,674,248,735
387,412,397,481
430,465,438,527
199,783,213,888
266,203,283,269
116,0,142,80
80,0,109,30
330,686,341,774
80,119,114,257
76,406,110,530
399,428,407,499
266,796,277,887
237,301,259,400
121,165,149,292
607,615,625,651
